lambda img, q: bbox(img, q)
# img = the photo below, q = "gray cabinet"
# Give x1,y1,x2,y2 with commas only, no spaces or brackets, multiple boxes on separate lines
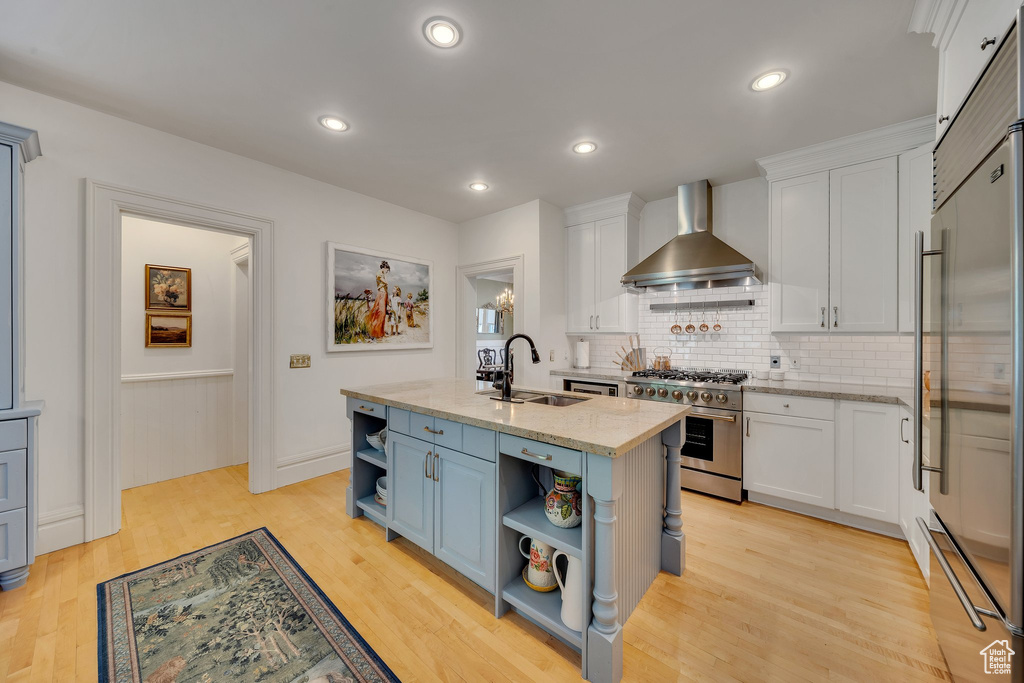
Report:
0,122,41,592
387,431,434,553
434,446,495,589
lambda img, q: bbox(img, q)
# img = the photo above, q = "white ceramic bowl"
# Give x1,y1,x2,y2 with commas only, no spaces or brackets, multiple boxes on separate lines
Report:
375,476,387,499
366,428,387,451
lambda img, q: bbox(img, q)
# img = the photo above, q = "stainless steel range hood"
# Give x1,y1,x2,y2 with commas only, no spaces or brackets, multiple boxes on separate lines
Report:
621,180,761,291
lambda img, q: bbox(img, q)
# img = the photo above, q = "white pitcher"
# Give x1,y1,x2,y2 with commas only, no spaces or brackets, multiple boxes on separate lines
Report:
552,550,584,631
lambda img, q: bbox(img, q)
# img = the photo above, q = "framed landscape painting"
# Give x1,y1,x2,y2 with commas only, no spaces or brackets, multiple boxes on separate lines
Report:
146,313,192,348
145,264,191,311
326,242,433,352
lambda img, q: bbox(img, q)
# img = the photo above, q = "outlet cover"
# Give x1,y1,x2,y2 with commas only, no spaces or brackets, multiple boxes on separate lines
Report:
770,355,781,368
549,350,555,362
789,358,800,370
290,354,311,369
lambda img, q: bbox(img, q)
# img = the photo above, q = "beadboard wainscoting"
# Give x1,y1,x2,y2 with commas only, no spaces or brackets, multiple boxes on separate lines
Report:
577,285,915,386
120,370,242,488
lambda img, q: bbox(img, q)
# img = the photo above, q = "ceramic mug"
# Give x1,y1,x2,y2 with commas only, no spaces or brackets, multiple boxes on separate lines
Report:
519,536,556,590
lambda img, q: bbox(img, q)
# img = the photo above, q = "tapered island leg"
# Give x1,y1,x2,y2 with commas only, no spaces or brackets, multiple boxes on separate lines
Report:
587,453,623,683
661,421,686,576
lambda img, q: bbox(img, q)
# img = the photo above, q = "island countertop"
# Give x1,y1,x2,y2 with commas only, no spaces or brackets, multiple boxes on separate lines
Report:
340,378,689,457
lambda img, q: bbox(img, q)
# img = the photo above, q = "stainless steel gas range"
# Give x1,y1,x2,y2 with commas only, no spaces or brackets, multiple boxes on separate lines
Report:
626,369,746,502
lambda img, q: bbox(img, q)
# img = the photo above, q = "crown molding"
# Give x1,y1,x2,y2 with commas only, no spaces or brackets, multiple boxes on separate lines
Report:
563,191,646,227
907,0,966,49
0,121,41,162
756,116,935,182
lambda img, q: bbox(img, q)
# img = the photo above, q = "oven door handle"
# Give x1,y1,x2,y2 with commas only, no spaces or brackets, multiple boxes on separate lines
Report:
688,412,736,423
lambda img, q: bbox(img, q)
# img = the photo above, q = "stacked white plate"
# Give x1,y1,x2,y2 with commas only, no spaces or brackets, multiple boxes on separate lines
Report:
374,476,388,507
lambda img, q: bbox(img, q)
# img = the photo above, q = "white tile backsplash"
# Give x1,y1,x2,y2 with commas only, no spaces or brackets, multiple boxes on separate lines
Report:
574,285,914,387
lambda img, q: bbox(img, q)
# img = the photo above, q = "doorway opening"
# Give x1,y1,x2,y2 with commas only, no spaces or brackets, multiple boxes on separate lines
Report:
456,255,524,383
119,216,252,490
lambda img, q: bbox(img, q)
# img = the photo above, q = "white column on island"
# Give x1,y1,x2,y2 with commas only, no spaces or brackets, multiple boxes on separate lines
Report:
660,420,686,575
586,452,623,683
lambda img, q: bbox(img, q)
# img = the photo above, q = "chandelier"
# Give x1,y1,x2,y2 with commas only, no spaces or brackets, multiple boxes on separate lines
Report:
496,287,514,315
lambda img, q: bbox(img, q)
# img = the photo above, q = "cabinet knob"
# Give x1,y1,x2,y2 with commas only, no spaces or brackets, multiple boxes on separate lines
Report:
980,36,997,50
938,114,950,124
782,403,790,408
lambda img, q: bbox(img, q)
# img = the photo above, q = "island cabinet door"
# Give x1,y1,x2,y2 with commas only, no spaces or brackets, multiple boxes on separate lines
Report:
433,447,496,592
388,432,434,553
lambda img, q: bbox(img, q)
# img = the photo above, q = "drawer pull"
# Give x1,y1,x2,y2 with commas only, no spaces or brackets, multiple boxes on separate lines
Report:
938,114,949,124
746,417,750,437
782,403,790,408
423,426,444,435
359,405,375,412
980,36,997,50
521,447,552,461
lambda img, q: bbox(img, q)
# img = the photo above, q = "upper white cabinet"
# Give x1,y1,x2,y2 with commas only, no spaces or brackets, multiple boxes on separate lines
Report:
768,172,830,333
910,0,1020,139
759,118,934,334
829,158,899,333
897,144,935,333
564,193,643,334
836,401,900,524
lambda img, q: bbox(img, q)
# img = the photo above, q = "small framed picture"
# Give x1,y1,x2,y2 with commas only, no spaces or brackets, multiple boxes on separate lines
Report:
145,313,192,348
145,264,192,311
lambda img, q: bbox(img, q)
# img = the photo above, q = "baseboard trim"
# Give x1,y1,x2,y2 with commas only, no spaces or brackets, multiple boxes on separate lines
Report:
37,505,86,555
121,369,234,383
746,492,905,539
276,445,351,487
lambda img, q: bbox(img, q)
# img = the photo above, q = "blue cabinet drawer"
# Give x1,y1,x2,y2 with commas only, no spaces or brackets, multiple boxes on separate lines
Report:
499,433,582,474
410,412,435,438
0,420,26,452
462,424,496,462
432,418,463,451
0,507,27,573
388,408,411,435
0,450,27,514
349,399,385,419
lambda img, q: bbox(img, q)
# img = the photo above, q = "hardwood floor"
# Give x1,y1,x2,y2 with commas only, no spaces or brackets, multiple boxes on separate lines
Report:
0,465,950,682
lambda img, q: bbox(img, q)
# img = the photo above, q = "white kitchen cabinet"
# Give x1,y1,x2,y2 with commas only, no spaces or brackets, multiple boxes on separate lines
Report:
933,0,1020,139
836,401,900,523
769,172,830,333
564,193,642,334
829,158,898,332
898,144,935,333
898,406,931,580
743,409,835,508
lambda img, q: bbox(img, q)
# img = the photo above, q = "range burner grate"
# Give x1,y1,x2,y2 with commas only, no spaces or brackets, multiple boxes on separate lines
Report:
631,368,749,385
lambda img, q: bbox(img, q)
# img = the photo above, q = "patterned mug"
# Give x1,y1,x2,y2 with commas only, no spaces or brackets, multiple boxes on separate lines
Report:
519,535,556,590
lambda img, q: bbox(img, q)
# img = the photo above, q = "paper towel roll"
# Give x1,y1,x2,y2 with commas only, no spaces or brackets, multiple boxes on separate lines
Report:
574,341,590,369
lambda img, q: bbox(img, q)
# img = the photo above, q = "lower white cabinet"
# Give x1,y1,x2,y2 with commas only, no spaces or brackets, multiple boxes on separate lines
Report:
897,407,931,580
836,401,900,523
743,410,835,507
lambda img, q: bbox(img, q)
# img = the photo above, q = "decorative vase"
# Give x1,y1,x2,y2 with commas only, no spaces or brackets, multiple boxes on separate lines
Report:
553,550,584,631
518,536,557,591
544,470,582,528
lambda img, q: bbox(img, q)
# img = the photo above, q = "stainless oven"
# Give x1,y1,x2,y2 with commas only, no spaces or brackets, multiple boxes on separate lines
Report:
680,405,743,501
563,379,618,396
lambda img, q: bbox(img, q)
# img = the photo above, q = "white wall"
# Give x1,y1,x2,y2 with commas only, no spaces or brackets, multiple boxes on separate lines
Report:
1,80,459,552
458,199,568,389
121,216,247,376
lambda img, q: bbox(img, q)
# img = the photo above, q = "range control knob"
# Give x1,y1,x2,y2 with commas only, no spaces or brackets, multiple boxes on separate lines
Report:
716,394,728,404
646,387,656,397
657,388,668,398
671,390,683,401
685,390,698,401
632,385,644,396
700,391,713,403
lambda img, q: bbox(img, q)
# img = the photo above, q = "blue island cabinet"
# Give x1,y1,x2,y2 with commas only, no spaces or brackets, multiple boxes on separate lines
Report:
345,400,498,594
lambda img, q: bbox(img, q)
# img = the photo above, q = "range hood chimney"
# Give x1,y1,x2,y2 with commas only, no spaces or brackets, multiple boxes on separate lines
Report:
621,180,761,291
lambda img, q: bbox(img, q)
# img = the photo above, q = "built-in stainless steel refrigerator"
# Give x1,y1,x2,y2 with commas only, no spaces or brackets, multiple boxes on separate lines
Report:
915,11,1023,682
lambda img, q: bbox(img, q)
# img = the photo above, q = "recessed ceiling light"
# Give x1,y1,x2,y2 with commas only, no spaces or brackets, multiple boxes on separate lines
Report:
469,182,489,191
573,141,598,154
751,70,787,91
318,115,348,132
424,17,461,48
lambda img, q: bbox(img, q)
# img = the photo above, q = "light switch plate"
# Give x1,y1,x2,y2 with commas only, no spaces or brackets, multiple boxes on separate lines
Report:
290,354,311,369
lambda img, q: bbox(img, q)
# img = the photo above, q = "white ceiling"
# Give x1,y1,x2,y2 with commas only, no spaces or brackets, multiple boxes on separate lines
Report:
0,1,937,223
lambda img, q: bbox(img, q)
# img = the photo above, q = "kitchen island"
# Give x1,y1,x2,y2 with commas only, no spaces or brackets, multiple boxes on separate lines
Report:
339,378,689,683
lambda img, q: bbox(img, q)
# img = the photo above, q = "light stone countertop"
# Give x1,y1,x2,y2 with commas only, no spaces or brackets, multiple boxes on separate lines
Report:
340,378,689,457
742,379,912,408
549,367,634,382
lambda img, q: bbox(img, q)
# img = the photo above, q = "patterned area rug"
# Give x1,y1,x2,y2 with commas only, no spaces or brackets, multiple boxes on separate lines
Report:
97,528,399,682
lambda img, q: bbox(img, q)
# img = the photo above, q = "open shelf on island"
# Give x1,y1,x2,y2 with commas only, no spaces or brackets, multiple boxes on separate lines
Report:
501,574,582,649
355,495,386,527
502,497,583,559
356,448,387,470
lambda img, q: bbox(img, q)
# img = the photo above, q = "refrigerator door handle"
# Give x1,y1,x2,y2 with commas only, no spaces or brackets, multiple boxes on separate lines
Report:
914,231,944,491
917,517,988,632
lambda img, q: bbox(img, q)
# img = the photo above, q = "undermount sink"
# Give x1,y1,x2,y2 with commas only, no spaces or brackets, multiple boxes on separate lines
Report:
477,389,591,406
524,394,590,407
